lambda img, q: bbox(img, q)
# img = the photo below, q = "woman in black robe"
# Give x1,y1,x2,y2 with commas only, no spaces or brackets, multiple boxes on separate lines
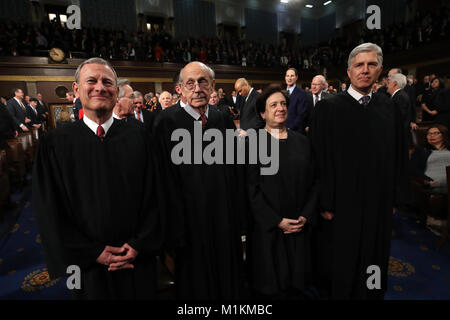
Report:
246,85,318,299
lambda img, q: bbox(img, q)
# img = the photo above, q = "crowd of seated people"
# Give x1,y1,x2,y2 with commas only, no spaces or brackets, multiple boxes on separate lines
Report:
0,3,448,72
0,91,48,218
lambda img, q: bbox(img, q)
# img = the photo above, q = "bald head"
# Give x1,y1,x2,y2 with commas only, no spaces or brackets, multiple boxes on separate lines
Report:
179,61,216,109
235,78,251,98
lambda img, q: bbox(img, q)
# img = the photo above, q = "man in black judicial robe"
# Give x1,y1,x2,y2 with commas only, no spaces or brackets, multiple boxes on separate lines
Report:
33,58,161,299
310,43,409,300
154,61,244,300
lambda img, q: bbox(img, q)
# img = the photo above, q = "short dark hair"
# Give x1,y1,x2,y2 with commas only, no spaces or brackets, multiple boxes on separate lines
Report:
256,85,289,114
286,68,298,77
29,98,38,103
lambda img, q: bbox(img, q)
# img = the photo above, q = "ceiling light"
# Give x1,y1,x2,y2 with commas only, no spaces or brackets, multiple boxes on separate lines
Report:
305,4,313,8
323,1,332,5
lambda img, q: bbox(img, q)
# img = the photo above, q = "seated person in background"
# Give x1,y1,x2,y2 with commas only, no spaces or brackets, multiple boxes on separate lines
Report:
410,124,450,231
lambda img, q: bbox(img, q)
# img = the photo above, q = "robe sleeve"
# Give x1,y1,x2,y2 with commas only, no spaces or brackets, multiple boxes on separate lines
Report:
127,133,164,254
310,100,336,213
32,135,104,279
246,161,282,232
298,149,319,223
152,112,186,250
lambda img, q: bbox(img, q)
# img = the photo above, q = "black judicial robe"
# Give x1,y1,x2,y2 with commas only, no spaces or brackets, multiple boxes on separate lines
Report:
32,119,162,299
246,130,318,296
154,104,245,300
310,91,409,299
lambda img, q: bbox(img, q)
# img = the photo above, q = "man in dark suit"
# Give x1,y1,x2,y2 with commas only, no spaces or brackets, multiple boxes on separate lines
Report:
67,91,83,121
132,90,154,132
36,93,49,126
388,68,418,131
284,68,308,133
387,73,412,144
112,79,135,120
6,88,32,132
234,78,264,132
304,75,333,133
26,98,43,130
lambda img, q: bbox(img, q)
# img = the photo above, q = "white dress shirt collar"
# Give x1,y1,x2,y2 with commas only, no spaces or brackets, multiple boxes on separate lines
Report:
392,88,401,98
287,84,296,95
245,88,254,102
83,114,114,136
182,103,209,120
347,85,373,104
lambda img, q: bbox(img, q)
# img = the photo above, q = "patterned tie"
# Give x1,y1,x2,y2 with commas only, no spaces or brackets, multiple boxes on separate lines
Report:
19,101,26,111
96,125,105,139
314,94,319,106
360,95,370,106
200,113,207,129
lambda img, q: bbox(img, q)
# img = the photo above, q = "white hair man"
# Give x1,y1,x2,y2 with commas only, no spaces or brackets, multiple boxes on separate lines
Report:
311,43,409,300
33,57,161,300
154,61,244,300
388,73,413,144
388,68,418,130
159,91,173,109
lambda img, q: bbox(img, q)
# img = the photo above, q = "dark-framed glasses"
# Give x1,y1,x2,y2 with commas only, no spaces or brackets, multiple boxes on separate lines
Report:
183,79,210,90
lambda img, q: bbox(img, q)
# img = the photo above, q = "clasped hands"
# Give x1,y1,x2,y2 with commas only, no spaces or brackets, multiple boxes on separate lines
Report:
96,243,138,271
278,216,307,234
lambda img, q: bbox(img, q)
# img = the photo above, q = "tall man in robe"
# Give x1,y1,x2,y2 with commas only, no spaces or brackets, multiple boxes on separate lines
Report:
154,61,245,299
33,57,162,299
310,43,409,299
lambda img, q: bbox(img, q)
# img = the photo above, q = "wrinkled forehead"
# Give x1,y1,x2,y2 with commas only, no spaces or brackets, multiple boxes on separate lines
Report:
79,63,117,82
182,65,210,82
286,70,297,77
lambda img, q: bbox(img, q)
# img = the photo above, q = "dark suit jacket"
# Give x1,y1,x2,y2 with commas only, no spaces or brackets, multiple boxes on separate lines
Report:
0,103,17,148
73,98,83,121
26,105,42,127
285,86,308,132
129,108,155,133
6,98,28,130
239,89,264,131
403,84,417,123
392,89,412,130
235,94,244,111
304,91,333,132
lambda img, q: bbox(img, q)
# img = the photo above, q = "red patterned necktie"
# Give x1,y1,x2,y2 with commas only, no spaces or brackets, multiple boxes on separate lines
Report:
200,113,207,129
96,125,105,139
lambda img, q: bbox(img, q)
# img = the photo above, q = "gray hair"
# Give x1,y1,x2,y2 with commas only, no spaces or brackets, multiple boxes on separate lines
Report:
159,91,172,103
74,57,118,84
312,75,326,85
133,91,143,99
117,79,131,99
347,43,383,70
390,73,407,89
180,61,215,82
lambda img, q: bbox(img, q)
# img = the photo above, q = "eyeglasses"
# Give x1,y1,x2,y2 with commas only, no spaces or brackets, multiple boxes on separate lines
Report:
427,132,442,136
182,79,210,90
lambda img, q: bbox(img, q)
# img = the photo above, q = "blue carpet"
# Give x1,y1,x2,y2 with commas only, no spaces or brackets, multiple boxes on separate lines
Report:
385,211,450,300
0,187,449,300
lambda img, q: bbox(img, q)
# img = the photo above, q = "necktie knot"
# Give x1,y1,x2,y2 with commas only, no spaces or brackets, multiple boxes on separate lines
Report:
96,125,105,139
200,113,207,129
360,95,370,106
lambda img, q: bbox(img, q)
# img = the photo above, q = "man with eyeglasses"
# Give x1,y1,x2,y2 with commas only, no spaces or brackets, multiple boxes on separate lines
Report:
154,61,245,300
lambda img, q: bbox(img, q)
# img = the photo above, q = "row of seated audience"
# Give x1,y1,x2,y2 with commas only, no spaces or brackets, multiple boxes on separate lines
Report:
0,3,448,72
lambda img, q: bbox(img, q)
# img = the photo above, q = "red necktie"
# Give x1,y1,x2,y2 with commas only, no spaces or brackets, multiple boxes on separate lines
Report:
200,114,207,129
136,112,141,122
96,125,105,139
